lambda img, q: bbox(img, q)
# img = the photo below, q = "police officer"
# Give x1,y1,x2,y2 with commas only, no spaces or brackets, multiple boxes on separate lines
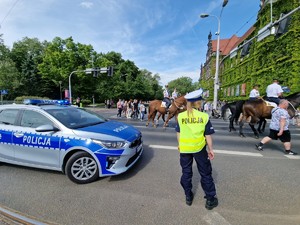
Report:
175,89,218,209
249,85,260,100
163,85,171,111
266,79,283,105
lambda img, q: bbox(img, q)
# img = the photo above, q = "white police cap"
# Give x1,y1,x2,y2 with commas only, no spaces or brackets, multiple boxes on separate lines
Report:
184,88,203,102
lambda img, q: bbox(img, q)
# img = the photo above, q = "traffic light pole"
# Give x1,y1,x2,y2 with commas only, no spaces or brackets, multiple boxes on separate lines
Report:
68,70,79,104
68,67,114,103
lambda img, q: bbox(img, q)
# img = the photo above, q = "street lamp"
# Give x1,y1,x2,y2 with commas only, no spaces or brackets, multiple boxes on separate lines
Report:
200,0,228,110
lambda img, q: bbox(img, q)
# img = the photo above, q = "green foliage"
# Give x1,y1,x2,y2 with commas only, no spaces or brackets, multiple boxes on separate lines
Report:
168,77,198,96
219,0,300,101
81,99,92,106
0,34,196,102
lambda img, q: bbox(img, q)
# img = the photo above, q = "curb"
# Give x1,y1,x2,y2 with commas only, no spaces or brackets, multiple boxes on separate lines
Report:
0,204,57,225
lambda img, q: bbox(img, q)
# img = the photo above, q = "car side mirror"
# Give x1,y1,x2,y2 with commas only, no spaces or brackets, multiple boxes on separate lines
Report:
35,124,59,132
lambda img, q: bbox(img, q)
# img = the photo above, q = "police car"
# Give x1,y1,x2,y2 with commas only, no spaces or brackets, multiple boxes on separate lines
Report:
0,99,143,184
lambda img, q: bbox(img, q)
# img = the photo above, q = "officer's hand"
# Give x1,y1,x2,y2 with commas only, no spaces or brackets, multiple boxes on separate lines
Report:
208,150,214,160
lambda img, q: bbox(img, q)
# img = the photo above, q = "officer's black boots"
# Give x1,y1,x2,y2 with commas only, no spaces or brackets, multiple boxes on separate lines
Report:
185,193,194,206
205,197,218,210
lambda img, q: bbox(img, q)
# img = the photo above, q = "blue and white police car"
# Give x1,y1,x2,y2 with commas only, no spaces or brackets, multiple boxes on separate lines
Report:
0,99,143,184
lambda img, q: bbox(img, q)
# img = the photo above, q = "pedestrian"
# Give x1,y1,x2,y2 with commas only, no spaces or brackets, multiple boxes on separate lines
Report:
117,99,123,117
76,97,81,107
123,100,128,117
255,99,297,155
203,101,212,118
131,99,139,119
127,100,132,118
249,85,260,100
175,89,218,209
139,101,146,121
266,79,283,105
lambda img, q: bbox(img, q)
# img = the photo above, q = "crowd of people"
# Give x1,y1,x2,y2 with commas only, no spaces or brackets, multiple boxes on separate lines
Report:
116,99,147,121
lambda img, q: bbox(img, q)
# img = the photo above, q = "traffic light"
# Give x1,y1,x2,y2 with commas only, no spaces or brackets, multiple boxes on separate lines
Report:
107,66,113,76
93,67,99,77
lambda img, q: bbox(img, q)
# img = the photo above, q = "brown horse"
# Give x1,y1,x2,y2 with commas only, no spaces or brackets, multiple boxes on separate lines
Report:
239,92,300,138
146,96,187,128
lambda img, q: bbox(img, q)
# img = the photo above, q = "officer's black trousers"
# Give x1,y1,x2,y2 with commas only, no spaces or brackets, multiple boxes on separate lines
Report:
180,149,216,200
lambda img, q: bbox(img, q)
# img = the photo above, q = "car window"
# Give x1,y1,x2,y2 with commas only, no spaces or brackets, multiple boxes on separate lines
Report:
46,107,106,129
20,110,54,128
0,109,19,125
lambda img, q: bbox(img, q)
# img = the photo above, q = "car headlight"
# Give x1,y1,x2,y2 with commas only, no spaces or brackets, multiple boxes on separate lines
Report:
92,139,126,149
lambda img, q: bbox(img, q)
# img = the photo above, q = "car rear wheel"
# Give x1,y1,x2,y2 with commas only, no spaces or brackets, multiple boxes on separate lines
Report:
66,151,99,184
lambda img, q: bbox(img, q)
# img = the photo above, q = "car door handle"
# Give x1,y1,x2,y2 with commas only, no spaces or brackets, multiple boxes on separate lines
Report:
14,132,24,138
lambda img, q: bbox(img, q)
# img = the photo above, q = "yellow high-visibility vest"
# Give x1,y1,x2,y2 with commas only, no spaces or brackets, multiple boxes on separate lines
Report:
178,109,209,153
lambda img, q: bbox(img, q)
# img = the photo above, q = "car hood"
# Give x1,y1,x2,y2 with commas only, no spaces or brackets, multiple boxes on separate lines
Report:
71,120,141,142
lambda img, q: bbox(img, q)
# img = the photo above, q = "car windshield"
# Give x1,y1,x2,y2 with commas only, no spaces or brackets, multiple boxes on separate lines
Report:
45,107,107,129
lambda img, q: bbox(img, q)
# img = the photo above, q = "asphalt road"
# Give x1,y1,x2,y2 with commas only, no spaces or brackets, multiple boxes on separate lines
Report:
0,108,300,225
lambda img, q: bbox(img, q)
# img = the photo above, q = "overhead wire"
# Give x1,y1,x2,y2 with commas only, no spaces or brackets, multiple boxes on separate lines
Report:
0,0,21,28
234,14,257,35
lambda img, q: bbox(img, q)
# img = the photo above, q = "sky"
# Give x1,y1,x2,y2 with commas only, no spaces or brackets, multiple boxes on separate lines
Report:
0,0,260,86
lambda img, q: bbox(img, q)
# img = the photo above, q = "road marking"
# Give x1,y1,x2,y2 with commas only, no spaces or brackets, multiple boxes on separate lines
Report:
203,211,232,225
214,149,263,157
284,155,300,159
149,145,263,157
149,145,177,150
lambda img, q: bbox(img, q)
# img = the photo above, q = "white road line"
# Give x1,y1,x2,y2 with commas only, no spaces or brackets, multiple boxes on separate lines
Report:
149,145,177,150
214,149,263,157
203,211,232,225
284,155,300,159
149,145,263,157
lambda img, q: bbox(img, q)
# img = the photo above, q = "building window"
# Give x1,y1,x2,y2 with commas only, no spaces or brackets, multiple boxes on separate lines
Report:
276,14,291,38
241,41,252,57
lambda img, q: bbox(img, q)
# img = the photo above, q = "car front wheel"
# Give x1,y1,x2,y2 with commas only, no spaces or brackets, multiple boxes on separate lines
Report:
66,151,99,184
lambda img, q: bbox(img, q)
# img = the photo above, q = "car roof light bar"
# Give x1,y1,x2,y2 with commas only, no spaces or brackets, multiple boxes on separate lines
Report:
23,99,71,106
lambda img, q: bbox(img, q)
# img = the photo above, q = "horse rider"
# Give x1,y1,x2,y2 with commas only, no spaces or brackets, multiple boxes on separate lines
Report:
249,85,260,101
172,88,178,100
175,88,218,209
266,78,283,105
163,85,171,111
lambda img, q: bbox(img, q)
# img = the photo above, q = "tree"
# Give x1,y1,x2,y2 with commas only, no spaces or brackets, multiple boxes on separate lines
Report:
168,77,197,96
0,35,21,99
0,59,21,99
10,37,46,96
38,37,95,99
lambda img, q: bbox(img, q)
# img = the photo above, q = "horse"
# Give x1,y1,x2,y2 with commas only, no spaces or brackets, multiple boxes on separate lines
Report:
239,92,300,138
221,100,267,138
146,96,187,128
221,100,245,132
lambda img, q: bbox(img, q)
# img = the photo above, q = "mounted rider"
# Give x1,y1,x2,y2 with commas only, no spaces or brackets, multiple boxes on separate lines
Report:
249,85,260,101
171,88,178,100
163,85,171,111
266,79,283,105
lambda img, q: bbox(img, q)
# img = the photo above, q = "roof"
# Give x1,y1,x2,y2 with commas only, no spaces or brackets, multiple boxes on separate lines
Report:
232,26,256,49
211,26,256,56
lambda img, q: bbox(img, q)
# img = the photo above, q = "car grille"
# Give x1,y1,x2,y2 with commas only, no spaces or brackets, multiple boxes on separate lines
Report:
125,148,142,167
